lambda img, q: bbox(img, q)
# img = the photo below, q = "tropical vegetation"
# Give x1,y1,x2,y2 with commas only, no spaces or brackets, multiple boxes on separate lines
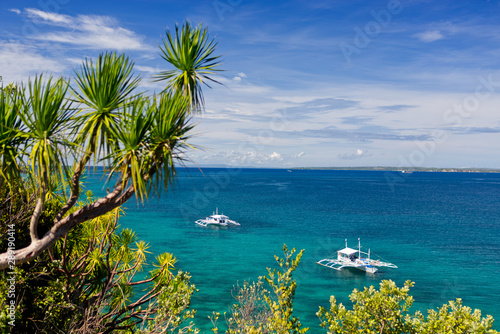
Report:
0,21,221,271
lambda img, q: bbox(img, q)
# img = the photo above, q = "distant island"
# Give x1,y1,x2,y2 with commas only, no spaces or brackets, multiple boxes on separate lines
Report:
182,165,500,173
292,166,500,173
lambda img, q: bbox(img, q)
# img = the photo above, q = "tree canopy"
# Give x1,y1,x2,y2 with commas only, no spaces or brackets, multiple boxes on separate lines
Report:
0,21,222,270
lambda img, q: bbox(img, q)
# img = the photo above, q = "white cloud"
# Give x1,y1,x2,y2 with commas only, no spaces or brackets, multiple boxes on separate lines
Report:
192,150,306,166
200,73,500,167
294,152,305,158
338,149,370,160
26,8,72,24
22,8,149,51
415,30,444,42
231,72,248,83
0,42,64,83
135,65,160,74
9,8,21,15
269,152,283,161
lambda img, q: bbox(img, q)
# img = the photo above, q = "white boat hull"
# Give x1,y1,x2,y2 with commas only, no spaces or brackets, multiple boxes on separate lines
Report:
195,219,228,227
317,239,397,274
317,259,379,273
195,209,240,227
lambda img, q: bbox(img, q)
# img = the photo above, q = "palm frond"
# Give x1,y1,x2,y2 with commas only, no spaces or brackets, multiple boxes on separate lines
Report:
0,86,26,191
72,52,141,164
146,91,195,197
108,96,153,203
17,75,75,191
154,21,223,111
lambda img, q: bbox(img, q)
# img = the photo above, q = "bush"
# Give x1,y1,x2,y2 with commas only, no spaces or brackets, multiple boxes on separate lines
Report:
0,194,197,333
318,280,499,334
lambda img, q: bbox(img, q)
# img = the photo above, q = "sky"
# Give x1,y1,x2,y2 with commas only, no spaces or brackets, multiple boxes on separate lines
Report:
1,0,500,168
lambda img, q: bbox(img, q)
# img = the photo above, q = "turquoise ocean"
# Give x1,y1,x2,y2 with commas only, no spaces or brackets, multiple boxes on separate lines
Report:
88,168,500,331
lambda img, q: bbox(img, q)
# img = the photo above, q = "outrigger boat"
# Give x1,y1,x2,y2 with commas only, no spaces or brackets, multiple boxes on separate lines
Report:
195,208,240,227
317,239,397,274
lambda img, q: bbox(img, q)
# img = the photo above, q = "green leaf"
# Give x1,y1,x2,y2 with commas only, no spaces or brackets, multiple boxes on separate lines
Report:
154,21,223,111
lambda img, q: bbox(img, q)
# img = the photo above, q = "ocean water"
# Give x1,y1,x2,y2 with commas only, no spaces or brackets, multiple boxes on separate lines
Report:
88,168,500,331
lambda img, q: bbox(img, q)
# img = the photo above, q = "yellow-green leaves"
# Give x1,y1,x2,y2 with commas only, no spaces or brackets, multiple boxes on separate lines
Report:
73,52,140,162
17,75,75,196
223,245,308,334
318,280,416,334
152,252,177,284
155,21,223,111
147,90,193,196
72,51,197,204
107,91,194,203
318,280,499,334
419,299,498,334
0,85,24,192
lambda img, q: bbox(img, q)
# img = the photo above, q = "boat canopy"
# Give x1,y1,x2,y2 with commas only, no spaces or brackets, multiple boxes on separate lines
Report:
338,247,358,256
317,239,397,273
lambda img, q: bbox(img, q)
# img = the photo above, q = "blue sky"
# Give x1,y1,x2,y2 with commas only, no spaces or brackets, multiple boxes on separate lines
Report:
1,0,500,168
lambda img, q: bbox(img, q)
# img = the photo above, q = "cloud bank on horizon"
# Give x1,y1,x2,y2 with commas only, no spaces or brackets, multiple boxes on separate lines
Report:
1,0,499,168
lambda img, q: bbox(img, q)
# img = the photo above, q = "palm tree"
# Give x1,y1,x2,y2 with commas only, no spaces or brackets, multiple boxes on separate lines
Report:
16,75,75,241
0,21,223,270
155,21,223,111
0,85,24,192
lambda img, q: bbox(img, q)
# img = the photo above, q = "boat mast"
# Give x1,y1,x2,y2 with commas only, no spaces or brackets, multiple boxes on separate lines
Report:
358,238,361,258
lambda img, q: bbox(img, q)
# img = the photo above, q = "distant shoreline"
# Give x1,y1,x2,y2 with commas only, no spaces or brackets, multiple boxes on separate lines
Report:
182,165,500,173
292,166,500,173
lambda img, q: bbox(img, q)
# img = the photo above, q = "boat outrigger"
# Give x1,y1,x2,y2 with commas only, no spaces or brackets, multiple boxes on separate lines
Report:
317,239,397,274
195,208,240,227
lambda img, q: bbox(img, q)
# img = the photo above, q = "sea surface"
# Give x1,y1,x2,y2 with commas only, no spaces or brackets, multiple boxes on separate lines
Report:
88,168,500,332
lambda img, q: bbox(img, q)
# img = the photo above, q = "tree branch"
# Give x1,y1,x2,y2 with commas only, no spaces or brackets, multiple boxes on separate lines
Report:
29,166,48,242
55,152,91,222
0,179,135,270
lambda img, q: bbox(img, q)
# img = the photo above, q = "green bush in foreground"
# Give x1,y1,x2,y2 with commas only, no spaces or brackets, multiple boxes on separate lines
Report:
215,245,308,334
318,280,416,333
214,245,498,334
0,193,197,333
318,280,499,334
2,232,499,333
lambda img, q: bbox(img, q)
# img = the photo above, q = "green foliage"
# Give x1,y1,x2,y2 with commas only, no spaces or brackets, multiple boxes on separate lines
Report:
0,85,24,193
111,96,152,202
155,21,223,110
0,187,61,250
18,75,75,189
0,195,198,333
137,270,199,334
108,91,194,202
261,245,308,334
318,280,499,334
318,280,415,334
224,280,272,333
0,20,223,273
146,90,194,197
0,190,63,333
0,83,19,96
219,245,308,334
0,20,224,333
415,299,498,334
73,51,141,162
